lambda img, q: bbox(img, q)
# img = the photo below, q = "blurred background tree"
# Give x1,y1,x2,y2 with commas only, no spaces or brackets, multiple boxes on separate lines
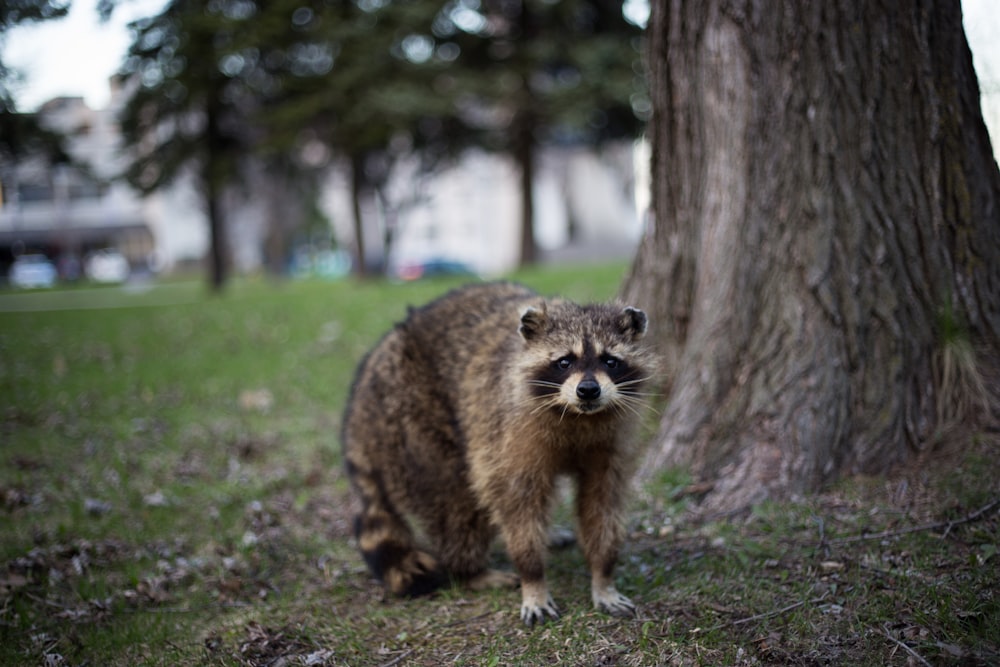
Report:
112,0,648,285
117,0,266,291
0,0,71,165
248,0,470,277
431,0,648,266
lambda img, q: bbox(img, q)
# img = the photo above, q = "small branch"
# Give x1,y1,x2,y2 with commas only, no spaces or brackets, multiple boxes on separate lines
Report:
815,515,830,558
827,497,999,545
378,648,414,667
437,611,492,629
124,601,251,613
695,592,828,633
882,625,931,667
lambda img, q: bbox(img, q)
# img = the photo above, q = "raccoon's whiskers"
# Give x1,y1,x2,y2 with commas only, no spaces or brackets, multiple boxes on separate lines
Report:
615,376,661,403
609,396,644,419
619,391,661,410
610,392,658,419
521,392,565,417
616,376,656,392
527,379,563,392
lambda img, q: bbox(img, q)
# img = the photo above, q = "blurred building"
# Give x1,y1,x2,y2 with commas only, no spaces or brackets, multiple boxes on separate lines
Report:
1,80,643,282
0,82,206,280
322,140,645,278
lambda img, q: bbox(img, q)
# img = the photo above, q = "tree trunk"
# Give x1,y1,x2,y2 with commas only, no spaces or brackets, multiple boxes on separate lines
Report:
514,0,537,268
623,0,1000,511
205,179,227,291
204,101,228,292
516,114,537,267
350,153,368,278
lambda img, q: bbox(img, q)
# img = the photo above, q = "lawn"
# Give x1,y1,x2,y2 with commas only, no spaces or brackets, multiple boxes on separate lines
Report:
1,263,997,666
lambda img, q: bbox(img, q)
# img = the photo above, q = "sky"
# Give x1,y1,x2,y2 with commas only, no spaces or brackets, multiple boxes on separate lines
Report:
1,0,999,136
3,0,166,111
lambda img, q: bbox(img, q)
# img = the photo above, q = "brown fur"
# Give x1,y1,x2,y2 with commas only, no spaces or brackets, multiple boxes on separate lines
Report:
341,282,656,625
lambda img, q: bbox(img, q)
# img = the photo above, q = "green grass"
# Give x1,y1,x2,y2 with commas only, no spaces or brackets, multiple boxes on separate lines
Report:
1,262,997,666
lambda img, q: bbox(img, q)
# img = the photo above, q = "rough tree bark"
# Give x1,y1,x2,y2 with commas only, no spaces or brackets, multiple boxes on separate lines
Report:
623,0,1000,511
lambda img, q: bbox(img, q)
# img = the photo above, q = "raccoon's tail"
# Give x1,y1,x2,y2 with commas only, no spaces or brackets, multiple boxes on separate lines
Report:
348,463,447,597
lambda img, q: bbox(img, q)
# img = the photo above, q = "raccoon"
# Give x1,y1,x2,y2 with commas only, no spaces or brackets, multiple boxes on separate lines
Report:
341,282,656,626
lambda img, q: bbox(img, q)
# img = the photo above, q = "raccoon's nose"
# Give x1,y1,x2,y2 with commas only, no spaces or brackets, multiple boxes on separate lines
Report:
576,379,601,401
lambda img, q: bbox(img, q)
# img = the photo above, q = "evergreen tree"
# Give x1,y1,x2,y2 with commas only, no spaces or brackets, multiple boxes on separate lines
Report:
0,0,71,162
114,0,647,281
431,0,648,265
118,0,263,290
252,0,472,276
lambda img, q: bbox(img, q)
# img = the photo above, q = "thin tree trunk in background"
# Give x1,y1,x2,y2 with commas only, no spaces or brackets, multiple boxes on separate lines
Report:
205,181,227,291
350,153,367,278
515,0,537,268
204,100,228,292
623,0,1000,511
263,166,297,276
516,112,537,267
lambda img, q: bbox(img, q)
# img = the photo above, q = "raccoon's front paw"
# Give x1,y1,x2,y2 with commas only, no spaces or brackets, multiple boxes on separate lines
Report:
593,587,636,618
520,582,560,627
520,595,560,627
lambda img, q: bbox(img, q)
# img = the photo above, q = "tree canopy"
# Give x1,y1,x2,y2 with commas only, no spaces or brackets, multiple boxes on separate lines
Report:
113,0,648,286
0,0,70,162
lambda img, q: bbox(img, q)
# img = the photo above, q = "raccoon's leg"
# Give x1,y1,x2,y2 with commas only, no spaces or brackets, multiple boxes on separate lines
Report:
576,455,636,618
487,474,560,626
425,488,518,591
346,460,446,597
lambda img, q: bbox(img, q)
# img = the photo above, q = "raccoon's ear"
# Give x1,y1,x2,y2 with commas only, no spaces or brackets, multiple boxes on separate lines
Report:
617,306,648,340
519,304,549,341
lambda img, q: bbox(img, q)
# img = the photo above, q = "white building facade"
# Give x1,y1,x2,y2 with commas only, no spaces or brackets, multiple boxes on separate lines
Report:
2,85,645,282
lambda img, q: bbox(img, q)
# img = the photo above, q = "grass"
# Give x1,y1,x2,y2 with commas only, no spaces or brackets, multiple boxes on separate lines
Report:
1,262,997,666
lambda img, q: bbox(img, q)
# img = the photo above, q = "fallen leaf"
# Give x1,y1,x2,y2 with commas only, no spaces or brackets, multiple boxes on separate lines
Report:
239,389,274,413
0,573,30,593
84,498,113,516
143,490,169,507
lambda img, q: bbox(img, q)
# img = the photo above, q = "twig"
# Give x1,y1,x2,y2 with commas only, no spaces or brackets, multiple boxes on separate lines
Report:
124,601,252,613
378,647,414,667
940,496,1000,537
815,515,829,558
24,592,72,611
882,625,932,667
695,592,828,633
372,612,491,667
827,497,999,545
437,611,492,629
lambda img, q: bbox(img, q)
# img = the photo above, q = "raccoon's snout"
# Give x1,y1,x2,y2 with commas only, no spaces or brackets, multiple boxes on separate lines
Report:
576,379,602,401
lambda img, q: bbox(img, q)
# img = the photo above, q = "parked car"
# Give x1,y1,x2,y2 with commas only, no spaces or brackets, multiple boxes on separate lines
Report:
9,254,57,289
85,249,130,284
395,259,477,282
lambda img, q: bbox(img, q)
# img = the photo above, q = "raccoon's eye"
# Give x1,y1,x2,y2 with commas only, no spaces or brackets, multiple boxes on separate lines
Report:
603,355,621,369
554,356,574,370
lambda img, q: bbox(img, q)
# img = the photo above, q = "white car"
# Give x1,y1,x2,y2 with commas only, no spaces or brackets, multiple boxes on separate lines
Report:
85,249,130,284
9,254,57,289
